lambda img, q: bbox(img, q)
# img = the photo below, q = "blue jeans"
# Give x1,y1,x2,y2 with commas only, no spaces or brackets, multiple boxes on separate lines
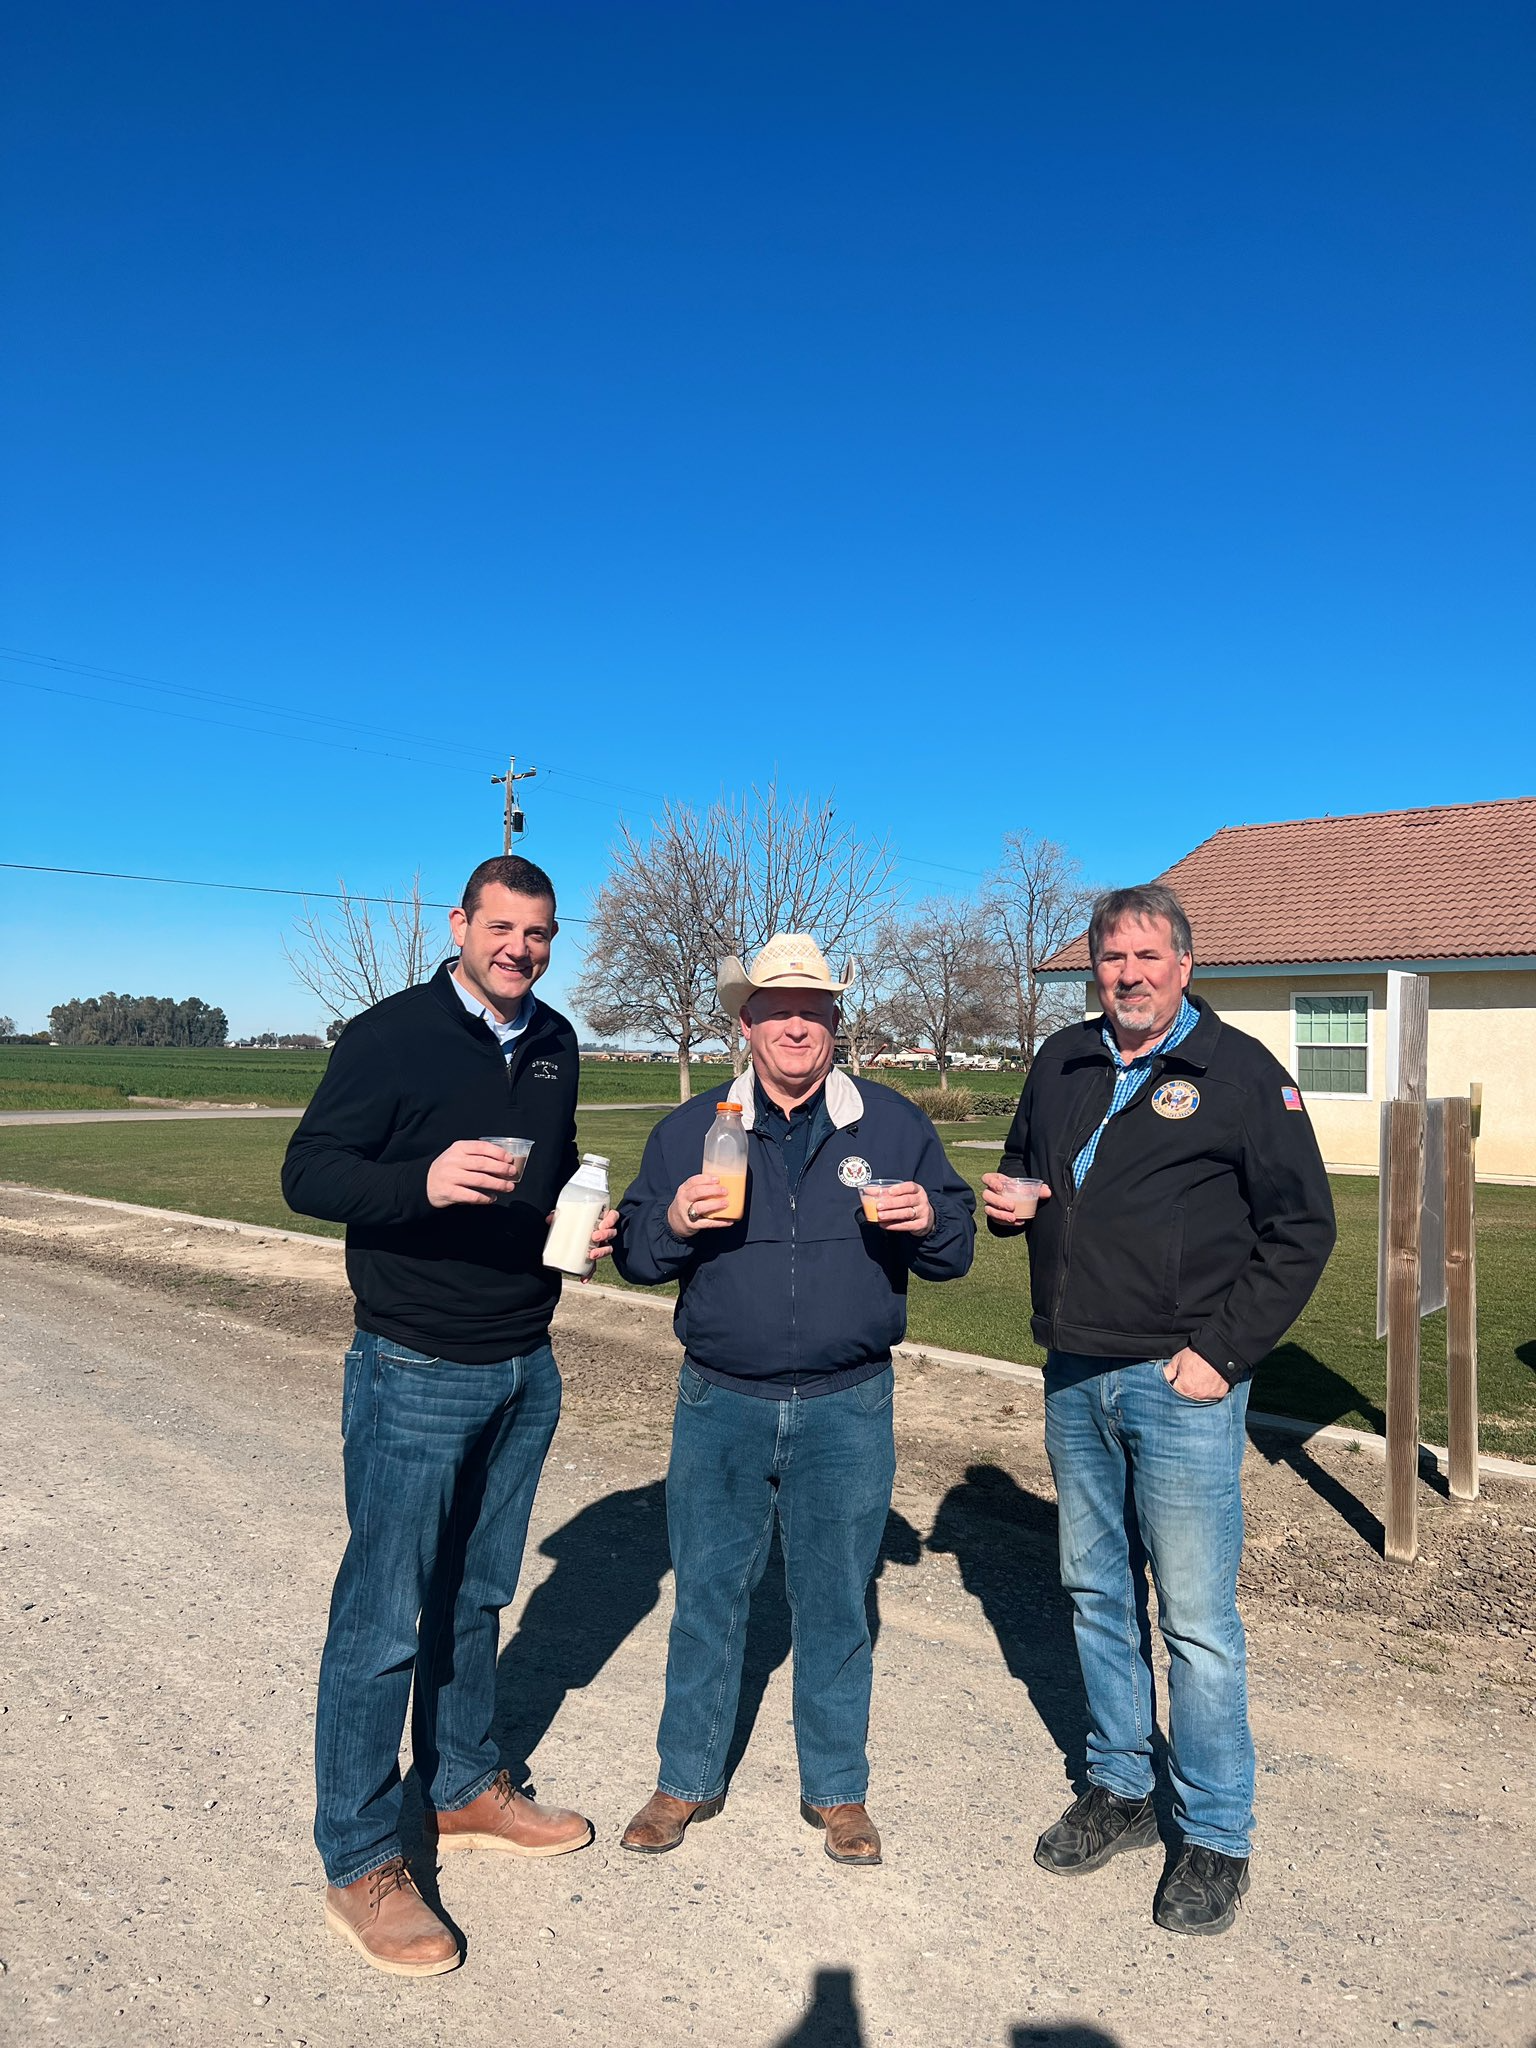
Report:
313,1330,562,1887
1043,1353,1254,1858
656,1364,897,1809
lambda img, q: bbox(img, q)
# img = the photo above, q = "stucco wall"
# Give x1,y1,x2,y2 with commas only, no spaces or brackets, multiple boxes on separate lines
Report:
1073,969,1536,1178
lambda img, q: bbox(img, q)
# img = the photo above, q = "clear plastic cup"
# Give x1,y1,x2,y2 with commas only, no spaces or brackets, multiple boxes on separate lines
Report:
481,1136,534,1203
859,1178,903,1224
1000,1174,1044,1221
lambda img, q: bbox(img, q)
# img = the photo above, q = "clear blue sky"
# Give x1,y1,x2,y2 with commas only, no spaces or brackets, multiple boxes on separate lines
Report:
3,1,1532,1035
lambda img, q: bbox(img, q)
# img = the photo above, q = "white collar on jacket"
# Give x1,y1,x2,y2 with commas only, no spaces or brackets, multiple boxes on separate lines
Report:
727,1062,864,1133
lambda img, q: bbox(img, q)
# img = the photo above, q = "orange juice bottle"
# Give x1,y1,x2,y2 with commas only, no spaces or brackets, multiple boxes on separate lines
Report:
703,1101,748,1221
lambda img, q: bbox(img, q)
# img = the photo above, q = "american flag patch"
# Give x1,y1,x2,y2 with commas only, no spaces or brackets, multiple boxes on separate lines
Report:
1282,1086,1303,1111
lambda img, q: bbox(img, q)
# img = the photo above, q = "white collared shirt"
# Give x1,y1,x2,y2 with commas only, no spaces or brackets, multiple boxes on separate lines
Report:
451,968,535,1059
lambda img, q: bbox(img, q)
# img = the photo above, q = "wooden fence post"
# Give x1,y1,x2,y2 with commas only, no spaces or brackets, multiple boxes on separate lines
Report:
1384,1096,1426,1564
1444,1093,1479,1502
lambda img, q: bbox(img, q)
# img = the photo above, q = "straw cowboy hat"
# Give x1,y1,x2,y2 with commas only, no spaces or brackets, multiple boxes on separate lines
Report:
716,933,855,1018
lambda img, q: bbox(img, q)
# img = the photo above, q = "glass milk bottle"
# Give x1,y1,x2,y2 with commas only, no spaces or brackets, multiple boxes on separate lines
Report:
702,1102,748,1221
543,1155,609,1278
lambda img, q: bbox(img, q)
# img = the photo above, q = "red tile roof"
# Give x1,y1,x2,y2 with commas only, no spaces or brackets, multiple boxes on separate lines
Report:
1044,798,1536,971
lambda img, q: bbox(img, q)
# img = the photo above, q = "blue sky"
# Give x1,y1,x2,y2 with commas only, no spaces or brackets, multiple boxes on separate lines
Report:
3,0,1532,1035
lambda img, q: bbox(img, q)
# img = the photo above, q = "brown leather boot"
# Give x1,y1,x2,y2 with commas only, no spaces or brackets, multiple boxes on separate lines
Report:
619,1789,726,1854
323,1857,460,1976
427,1770,593,1859
801,1798,882,1866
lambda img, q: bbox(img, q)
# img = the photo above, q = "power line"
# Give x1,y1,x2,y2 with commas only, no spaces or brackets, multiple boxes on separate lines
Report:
0,860,590,922
0,644,668,802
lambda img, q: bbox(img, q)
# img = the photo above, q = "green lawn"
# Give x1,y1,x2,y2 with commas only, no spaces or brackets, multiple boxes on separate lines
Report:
3,1115,1531,1455
0,1045,329,1108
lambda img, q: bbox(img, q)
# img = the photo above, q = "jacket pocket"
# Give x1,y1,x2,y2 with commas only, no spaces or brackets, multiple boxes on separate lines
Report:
1161,1205,1187,1314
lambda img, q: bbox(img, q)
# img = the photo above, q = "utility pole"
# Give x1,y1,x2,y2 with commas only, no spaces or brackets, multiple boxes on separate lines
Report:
490,756,538,854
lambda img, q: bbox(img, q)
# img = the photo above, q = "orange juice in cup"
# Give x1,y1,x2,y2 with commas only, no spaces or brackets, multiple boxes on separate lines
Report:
859,1178,901,1224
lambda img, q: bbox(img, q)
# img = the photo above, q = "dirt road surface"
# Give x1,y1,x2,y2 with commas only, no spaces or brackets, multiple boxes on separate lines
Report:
2,1191,1533,2048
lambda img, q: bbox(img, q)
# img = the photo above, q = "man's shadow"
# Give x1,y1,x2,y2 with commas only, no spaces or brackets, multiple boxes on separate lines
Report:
927,1464,1088,1785
490,1478,673,1791
770,1967,865,2047
1248,1343,1447,1557
723,1508,923,1786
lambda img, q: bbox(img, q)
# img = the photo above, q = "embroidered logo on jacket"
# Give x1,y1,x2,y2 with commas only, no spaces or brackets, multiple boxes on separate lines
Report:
1151,1079,1200,1120
837,1155,872,1187
1281,1086,1304,1111
530,1059,560,1081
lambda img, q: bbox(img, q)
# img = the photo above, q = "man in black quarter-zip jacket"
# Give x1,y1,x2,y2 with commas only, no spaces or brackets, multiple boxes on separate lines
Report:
982,884,1334,1940
282,855,615,1978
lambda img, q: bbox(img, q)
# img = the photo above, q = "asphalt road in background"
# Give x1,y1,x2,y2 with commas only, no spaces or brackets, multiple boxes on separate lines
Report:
3,1248,1533,2048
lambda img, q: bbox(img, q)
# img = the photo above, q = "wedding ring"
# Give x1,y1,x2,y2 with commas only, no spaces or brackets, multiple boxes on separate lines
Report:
686,1204,698,1224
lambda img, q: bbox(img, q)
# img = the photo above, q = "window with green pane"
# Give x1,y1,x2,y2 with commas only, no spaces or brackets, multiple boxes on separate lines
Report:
1293,993,1369,1095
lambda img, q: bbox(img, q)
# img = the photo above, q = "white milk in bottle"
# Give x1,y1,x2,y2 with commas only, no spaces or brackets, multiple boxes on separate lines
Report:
543,1155,609,1278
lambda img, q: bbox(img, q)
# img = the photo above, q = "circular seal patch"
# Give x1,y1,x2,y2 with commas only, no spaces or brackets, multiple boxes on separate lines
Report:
837,1154,872,1187
1151,1079,1200,1120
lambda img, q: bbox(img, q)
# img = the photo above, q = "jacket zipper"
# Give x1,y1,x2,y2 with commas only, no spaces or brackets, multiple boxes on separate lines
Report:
1051,1068,1115,1333
784,1115,842,1384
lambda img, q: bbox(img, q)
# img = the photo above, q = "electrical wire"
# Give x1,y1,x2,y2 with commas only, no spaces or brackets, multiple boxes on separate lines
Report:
0,861,589,922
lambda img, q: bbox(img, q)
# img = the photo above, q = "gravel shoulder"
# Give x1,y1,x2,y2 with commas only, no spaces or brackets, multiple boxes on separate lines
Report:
1,1190,1533,2048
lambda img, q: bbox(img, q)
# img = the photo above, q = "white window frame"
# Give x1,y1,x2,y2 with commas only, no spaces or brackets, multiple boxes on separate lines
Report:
1290,989,1373,1101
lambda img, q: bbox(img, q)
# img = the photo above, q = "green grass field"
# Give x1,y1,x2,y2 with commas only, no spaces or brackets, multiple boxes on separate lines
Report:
0,1046,1023,1114
0,1045,329,1109
3,1111,1531,1454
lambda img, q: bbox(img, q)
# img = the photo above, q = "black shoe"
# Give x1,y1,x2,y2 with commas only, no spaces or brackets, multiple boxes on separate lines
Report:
1153,1843,1251,1935
1033,1785,1160,1875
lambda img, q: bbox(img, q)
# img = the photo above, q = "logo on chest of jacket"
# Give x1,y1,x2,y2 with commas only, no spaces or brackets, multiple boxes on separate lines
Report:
837,1155,872,1187
1151,1079,1200,1120
530,1058,560,1081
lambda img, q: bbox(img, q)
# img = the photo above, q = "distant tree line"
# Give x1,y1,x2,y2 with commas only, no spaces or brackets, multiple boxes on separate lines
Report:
48,993,229,1048
230,1031,326,1049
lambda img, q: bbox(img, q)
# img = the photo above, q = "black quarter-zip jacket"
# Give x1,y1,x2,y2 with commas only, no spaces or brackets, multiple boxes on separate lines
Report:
994,996,1335,1383
281,963,580,1363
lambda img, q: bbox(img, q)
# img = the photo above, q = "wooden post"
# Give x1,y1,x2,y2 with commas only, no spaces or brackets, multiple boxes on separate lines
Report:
1386,970,1429,1102
1384,1096,1426,1564
1444,1093,1479,1502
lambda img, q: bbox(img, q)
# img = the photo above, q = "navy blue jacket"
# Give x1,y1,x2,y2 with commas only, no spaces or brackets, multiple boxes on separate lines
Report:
614,1068,976,1396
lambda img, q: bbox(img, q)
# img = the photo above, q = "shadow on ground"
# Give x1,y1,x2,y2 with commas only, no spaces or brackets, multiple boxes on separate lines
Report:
1248,1345,1447,1555
764,1967,1124,2047
490,1478,673,1790
928,1462,1088,1780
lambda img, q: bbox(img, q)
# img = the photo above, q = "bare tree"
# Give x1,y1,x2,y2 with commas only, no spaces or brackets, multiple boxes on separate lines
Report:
835,954,902,1077
710,780,898,1066
983,832,1096,1069
284,875,445,1020
572,803,735,1102
883,897,1006,1086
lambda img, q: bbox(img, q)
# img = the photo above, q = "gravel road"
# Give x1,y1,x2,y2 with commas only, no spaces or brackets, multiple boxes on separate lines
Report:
2,1196,1533,2048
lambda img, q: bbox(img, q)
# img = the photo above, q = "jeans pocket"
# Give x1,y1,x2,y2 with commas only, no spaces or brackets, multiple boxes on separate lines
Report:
376,1340,442,1369
340,1339,365,1439
678,1363,711,1407
852,1366,895,1413
1157,1360,1230,1408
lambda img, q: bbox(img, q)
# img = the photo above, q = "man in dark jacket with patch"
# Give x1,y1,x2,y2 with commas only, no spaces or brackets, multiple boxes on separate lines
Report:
614,933,975,1867
283,854,614,1976
983,884,1335,1937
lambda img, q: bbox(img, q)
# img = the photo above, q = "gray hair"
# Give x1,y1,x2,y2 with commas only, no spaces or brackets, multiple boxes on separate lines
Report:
1087,884,1193,964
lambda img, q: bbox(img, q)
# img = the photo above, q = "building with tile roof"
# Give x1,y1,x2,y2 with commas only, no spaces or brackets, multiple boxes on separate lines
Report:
1040,798,1536,1179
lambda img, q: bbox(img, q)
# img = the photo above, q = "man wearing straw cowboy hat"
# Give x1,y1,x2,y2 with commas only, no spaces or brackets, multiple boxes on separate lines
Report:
614,932,975,1865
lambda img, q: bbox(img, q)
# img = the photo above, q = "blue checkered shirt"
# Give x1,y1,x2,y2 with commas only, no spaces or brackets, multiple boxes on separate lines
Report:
1071,995,1200,1189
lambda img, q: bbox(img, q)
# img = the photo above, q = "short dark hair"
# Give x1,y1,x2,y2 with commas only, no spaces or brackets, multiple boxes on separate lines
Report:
461,855,558,919
1087,884,1193,964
